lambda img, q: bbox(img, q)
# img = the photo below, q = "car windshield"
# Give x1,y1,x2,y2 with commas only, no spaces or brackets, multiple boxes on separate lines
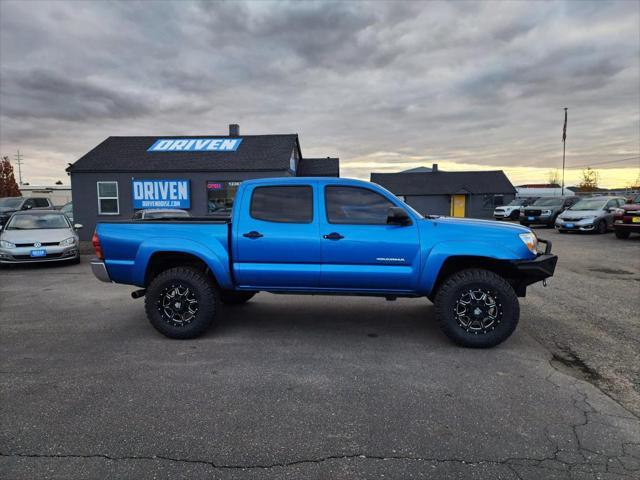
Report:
532,197,563,206
145,211,189,219
0,197,22,209
6,213,69,230
570,198,606,211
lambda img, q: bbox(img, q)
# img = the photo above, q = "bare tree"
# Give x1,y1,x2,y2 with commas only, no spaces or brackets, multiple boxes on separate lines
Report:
547,169,560,186
577,168,599,192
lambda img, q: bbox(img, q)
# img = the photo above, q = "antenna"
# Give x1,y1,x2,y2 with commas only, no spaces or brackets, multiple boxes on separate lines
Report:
14,150,24,185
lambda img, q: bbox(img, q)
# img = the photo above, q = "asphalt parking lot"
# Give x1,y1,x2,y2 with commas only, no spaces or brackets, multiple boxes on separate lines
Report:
1,228,639,480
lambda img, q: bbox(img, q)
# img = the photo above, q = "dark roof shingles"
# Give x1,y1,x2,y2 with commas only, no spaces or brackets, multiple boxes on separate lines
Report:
297,158,339,177
67,135,299,172
371,171,515,195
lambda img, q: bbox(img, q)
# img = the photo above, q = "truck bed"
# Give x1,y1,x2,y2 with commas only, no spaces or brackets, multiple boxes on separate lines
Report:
96,221,232,288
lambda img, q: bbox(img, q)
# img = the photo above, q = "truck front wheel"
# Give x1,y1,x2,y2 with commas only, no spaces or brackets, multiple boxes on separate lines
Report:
434,269,519,348
145,267,218,339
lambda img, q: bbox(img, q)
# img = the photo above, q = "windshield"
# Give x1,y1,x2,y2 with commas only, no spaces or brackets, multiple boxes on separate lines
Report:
570,198,606,211
506,199,523,206
532,197,563,206
6,213,69,230
0,197,22,209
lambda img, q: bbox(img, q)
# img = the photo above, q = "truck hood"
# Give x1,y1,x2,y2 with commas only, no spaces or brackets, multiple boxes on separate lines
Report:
621,204,640,211
419,216,535,259
424,216,530,233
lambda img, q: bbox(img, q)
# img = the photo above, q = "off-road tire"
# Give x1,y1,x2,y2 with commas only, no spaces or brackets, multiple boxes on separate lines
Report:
220,291,256,305
614,230,630,239
145,267,218,339
434,269,519,348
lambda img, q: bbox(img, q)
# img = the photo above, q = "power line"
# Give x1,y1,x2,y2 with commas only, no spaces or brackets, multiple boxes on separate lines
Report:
566,155,640,169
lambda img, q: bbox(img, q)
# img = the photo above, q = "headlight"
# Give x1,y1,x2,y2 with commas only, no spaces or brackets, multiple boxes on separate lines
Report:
59,237,76,247
541,210,552,216
0,239,15,248
519,232,538,254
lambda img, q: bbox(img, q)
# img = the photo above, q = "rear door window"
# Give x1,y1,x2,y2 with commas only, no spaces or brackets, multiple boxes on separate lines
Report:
250,186,313,223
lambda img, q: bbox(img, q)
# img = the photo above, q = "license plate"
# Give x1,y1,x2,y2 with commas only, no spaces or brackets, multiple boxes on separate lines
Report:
528,216,535,221
633,217,640,223
30,249,46,257
564,223,574,228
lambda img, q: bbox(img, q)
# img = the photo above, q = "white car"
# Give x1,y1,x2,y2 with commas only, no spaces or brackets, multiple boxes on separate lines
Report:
494,198,538,221
0,210,82,264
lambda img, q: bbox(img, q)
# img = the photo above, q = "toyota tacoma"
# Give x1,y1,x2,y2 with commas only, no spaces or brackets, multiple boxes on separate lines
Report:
91,178,557,348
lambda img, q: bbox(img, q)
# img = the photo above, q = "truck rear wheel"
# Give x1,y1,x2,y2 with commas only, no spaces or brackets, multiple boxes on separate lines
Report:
614,230,630,239
144,267,218,339
434,269,519,348
220,291,256,305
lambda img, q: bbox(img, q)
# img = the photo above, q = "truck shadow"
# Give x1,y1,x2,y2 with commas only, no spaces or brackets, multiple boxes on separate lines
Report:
211,294,448,345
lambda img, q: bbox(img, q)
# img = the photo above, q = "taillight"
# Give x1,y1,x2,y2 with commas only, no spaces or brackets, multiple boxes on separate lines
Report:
92,231,103,260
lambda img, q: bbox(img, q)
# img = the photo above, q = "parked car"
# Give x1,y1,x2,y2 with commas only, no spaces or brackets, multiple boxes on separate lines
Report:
60,201,74,223
555,196,627,234
520,196,580,228
613,194,640,239
0,210,82,265
0,197,54,226
493,197,538,220
132,209,191,220
91,177,557,348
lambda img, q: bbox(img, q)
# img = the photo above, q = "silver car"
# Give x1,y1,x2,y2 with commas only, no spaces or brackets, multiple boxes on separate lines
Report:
0,210,82,264
555,196,627,234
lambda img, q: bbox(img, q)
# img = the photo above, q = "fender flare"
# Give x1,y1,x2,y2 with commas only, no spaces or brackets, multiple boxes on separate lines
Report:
419,241,520,295
134,237,233,289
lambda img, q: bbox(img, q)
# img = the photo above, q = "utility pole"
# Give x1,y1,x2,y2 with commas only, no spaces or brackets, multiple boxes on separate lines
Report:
561,108,567,196
14,150,24,185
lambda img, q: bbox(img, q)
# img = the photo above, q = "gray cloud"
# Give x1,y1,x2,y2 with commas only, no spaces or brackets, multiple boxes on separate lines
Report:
0,0,638,186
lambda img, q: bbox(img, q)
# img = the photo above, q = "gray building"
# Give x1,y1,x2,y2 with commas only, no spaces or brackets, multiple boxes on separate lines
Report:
371,165,516,219
66,125,339,240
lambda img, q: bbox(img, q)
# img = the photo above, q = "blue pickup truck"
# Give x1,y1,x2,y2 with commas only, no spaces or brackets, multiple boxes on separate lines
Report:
91,177,557,348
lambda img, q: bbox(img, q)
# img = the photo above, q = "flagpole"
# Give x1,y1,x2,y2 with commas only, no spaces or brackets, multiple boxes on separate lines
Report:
561,108,567,196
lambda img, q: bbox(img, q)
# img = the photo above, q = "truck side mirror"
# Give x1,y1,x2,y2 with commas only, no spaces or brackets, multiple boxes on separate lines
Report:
387,207,411,226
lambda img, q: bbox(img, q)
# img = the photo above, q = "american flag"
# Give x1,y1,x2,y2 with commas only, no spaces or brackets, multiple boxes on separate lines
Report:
562,108,567,142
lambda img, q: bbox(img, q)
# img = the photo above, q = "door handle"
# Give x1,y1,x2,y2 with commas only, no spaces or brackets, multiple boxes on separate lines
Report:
323,232,344,240
243,231,263,239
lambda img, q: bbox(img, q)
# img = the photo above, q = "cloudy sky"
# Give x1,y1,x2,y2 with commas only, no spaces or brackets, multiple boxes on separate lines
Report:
1,0,638,187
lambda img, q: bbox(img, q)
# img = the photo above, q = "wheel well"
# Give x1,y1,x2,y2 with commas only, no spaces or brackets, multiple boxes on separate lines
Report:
430,256,523,299
145,252,217,287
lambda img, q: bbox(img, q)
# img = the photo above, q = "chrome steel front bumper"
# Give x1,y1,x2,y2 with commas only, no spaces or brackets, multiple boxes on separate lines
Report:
91,260,111,282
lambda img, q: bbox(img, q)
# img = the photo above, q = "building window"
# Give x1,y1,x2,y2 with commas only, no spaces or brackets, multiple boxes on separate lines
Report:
325,185,396,224
97,181,119,215
207,181,241,215
250,186,313,223
483,194,504,209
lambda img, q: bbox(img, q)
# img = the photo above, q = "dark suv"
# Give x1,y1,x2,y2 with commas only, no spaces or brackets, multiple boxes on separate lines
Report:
520,196,580,228
0,197,54,226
